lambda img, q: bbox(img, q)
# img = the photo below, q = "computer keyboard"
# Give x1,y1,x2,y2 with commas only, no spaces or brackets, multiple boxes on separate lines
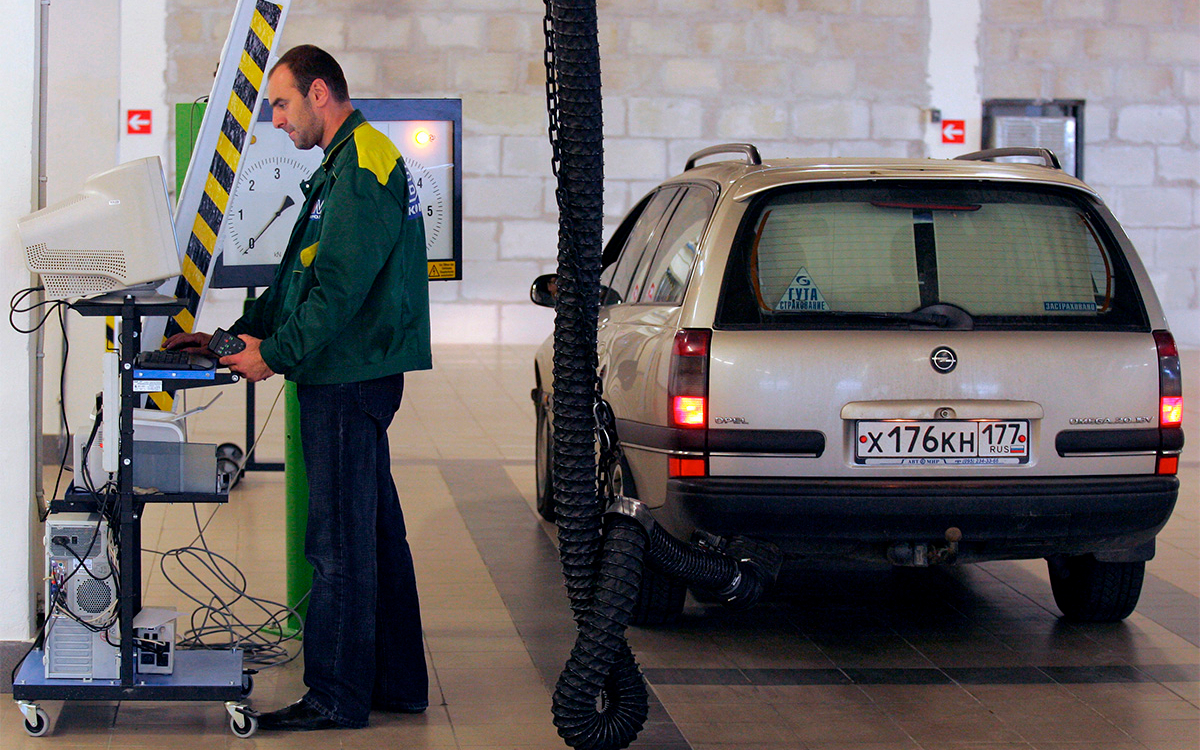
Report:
135,350,216,371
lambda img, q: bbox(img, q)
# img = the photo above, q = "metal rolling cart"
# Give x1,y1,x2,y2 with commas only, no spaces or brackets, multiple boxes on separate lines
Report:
12,293,259,738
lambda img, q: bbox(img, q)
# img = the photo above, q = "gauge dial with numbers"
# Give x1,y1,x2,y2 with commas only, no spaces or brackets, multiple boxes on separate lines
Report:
404,154,452,263
224,153,316,263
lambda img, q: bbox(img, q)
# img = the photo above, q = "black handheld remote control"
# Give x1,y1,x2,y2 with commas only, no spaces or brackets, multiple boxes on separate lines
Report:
210,328,246,357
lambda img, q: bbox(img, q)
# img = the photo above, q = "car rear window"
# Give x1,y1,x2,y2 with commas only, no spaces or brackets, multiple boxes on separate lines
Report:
718,182,1148,330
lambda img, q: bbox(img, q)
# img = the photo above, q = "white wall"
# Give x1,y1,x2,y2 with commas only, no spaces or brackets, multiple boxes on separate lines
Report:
978,0,1199,345
0,0,40,645
118,0,170,164
925,0,982,159
41,0,121,442
161,0,1195,347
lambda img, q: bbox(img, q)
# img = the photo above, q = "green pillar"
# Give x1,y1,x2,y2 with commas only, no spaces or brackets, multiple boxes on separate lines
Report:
284,380,311,632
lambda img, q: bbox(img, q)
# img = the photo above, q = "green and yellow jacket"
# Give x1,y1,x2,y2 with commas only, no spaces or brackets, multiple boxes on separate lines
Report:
230,110,432,384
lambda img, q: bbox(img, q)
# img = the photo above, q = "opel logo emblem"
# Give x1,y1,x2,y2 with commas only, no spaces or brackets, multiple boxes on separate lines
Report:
930,346,957,374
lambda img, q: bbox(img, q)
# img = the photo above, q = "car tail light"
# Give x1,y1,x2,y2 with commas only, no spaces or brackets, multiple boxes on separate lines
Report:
669,329,710,478
1153,330,1183,475
673,397,706,427
670,329,710,429
669,457,707,477
1161,397,1183,428
1156,455,1179,475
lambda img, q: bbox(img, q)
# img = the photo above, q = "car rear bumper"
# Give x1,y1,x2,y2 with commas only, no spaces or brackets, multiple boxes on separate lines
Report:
667,474,1179,564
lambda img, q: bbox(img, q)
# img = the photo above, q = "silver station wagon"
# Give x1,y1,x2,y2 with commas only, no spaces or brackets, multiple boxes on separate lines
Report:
531,144,1184,624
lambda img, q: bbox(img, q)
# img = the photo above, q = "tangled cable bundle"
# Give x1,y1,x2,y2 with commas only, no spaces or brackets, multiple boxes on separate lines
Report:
150,505,304,668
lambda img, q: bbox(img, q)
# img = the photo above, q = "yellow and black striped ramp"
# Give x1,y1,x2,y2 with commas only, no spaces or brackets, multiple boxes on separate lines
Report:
148,0,285,411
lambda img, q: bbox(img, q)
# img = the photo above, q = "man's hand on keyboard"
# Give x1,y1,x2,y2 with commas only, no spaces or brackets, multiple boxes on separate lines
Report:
163,331,214,355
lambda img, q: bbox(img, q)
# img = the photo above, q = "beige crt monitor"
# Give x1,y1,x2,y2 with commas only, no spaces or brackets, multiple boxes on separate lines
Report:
18,156,181,301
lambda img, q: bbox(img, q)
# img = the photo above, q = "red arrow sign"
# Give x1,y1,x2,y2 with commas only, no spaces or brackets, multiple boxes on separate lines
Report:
941,120,965,144
127,110,152,135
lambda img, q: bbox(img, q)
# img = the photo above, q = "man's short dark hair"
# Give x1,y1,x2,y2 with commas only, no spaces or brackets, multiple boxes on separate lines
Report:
272,44,350,103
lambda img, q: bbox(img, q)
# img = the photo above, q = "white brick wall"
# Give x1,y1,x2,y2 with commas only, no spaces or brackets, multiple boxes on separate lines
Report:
165,0,1197,347
981,0,1198,345
1117,106,1189,144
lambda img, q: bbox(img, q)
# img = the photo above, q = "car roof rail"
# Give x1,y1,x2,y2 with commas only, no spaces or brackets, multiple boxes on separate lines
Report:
955,147,1062,170
685,143,763,171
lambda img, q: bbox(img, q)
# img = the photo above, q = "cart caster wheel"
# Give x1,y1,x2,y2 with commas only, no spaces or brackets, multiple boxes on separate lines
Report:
24,707,50,737
230,712,258,738
217,456,243,490
217,442,244,462
240,673,254,698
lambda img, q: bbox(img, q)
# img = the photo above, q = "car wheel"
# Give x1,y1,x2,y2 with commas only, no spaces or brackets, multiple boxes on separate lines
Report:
534,392,556,522
631,563,687,626
1047,554,1145,622
605,452,633,501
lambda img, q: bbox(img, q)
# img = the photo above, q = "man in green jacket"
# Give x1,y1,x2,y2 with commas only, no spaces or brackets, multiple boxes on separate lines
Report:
167,45,431,731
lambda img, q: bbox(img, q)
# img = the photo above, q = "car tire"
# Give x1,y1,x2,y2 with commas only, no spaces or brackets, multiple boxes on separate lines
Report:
1047,554,1145,622
630,563,687,627
534,392,556,522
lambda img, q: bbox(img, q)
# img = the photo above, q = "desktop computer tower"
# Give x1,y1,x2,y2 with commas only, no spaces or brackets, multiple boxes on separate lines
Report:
44,513,120,679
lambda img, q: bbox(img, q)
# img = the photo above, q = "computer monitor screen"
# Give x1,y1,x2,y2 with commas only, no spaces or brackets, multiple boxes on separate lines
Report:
18,156,181,300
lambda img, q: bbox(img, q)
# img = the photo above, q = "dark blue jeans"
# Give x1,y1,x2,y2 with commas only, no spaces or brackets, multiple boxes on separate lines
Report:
295,373,427,727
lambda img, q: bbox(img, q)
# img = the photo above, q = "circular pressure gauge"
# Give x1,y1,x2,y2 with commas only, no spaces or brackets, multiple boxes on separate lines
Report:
224,154,313,263
405,155,447,253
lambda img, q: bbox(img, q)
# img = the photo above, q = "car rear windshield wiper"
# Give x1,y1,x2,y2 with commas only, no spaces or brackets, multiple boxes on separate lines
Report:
822,311,953,327
790,304,974,329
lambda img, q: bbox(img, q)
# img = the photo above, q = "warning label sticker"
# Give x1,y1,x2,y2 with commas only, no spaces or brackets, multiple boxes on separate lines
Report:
428,260,457,280
775,267,829,311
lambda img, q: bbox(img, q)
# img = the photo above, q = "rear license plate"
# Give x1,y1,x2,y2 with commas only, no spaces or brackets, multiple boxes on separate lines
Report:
855,420,1029,465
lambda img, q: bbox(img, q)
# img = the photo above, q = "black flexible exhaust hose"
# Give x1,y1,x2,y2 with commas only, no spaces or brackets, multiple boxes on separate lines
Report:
544,3,776,747
609,498,780,611
552,520,649,749
544,1,648,748
544,0,605,630
646,526,771,609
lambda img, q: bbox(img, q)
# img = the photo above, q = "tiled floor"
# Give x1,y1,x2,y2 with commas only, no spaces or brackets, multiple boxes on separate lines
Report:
4,345,1197,749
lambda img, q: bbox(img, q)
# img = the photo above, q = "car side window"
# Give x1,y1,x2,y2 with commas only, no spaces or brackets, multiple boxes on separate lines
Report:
633,186,716,305
604,188,679,304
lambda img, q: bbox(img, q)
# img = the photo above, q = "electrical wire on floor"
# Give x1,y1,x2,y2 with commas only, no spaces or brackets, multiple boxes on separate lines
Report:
146,504,305,668
143,381,304,668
